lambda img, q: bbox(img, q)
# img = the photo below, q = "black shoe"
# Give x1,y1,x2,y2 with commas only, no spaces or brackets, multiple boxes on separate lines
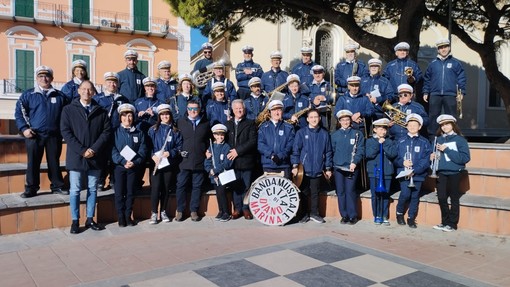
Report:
97,183,105,191
52,188,69,195
70,220,80,234
407,218,417,229
20,190,37,198
340,217,349,224
299,215,310,224
85,219,105,231
126,217,137,226
348,217,358,225
118,215,127,227
396,214,406,225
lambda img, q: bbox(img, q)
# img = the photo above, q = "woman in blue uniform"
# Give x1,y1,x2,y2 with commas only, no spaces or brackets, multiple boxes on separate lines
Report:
61,59,89,101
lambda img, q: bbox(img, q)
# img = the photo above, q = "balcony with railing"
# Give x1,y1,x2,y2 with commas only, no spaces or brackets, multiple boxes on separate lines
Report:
0,1,181,40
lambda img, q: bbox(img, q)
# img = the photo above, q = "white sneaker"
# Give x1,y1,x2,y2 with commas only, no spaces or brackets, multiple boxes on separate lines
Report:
149,212,158,224
433,224,445,231
443,225,455,232
160,211,170,223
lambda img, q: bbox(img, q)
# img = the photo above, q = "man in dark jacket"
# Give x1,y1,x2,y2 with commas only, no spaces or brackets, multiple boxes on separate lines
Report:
174,100,210,222
226,99,258,219
15,65,68,198
118,50,146,103
61,80,111,234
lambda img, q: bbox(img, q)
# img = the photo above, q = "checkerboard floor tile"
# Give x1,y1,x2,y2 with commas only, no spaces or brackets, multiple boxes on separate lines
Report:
106,238,490,287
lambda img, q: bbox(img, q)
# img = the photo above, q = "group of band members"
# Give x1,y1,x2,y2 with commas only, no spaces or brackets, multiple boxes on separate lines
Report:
14,37,469,233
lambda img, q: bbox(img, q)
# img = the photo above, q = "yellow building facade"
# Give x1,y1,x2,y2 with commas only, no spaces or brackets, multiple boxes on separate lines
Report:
0,0,191,134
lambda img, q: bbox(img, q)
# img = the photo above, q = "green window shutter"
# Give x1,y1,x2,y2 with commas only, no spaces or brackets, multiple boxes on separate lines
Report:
16,50,35,92
133,0,149,31
15,0,34,18
137,60,149,77
73,0,90,24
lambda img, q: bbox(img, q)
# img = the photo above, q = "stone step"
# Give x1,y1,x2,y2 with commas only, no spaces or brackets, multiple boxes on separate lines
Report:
1,187,510,235
467,143,510,170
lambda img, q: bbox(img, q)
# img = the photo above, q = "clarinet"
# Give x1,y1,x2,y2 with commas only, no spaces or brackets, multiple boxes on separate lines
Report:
347,133,359,179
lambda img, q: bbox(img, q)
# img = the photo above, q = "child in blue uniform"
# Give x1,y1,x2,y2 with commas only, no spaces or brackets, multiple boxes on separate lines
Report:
395,113,431,228
432,114,470,232
205,124,233,222
365,118,397,225
331,109,365,225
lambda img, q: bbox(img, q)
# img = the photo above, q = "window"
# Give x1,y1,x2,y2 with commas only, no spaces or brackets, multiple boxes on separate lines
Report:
137,60,149,77
15,50,34,92
488,84,504,108
73,0,90,24
133,0,149,31
15,0,34,18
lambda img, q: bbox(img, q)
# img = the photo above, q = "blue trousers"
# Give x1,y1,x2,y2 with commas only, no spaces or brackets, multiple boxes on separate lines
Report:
175,169,204,213
334,169,359,219
370,177,391,219
396,179,423,219
232,169,252,212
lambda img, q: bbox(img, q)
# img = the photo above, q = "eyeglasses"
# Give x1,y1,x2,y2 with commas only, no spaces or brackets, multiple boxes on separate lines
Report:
187,107,199,111
398,93,412,97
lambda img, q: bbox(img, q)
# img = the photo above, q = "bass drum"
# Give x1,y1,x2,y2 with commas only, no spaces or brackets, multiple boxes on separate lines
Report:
246,175,300,226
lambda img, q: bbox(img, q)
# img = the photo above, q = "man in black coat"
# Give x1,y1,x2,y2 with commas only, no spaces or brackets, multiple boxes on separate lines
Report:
226,99,258,219
60,80,111,234
174,100,210,222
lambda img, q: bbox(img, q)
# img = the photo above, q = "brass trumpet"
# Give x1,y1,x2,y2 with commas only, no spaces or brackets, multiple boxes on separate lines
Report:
381,100,407,127
456,85,463,119
404,67,413,77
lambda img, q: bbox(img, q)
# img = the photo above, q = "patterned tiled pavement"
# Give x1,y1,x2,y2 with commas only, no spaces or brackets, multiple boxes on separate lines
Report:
1,216,509,287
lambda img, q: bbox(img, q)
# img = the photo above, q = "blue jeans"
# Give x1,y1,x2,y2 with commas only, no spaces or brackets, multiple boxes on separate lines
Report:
334,168,359,219
175,169,204,213
396,179,423,219
69,170,101,220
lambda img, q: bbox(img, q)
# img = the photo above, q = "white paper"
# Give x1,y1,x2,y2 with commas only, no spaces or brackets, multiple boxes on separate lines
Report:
218,169,236,185
370,89,381,98
396,169,413,179
120,145,136,161
155,151,170,169
444,142,458,162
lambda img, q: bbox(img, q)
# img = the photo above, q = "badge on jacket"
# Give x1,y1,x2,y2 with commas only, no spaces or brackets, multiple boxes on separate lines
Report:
279,130,284,136
167,135,172,142
134,137,139,143
51,98,56,104
414,146,420,153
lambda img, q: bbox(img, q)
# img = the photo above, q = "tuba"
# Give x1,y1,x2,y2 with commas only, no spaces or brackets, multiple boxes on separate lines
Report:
191,51,231,88
381,100,407,127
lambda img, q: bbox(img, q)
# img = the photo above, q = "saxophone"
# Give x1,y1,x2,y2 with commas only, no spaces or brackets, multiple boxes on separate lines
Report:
456,85,463,119
286,106,312,124
255,82,288,126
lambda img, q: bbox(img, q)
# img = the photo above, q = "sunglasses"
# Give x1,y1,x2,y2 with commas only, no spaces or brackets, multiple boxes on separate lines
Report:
187,107,199,111
398,93,412,97
313,71,323,74
203,51,212,54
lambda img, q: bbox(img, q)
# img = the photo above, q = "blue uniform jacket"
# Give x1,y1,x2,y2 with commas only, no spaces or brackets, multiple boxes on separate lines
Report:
360,74,395,104
148,123,183,162
193,58,213,73
395,134,431,182
117,67,146,103
244,95,268,121
206,100,230,126
60,79,80,101
388,101,429,140
112,125,147,167
134,96,161,132
423,55,466,97
15,86,68,137
331,128,365,169
202,77,238,104
436,133,470,175
93,92,130,129
169,94,202,122
291,126,333,178
291,61,316,85
334,93,375,119
365,136,397,179
235,60,263,90
261,68,289,93
382,57,423,96
60,98,111,171
334,60,369,94
258,121,295,169
309,80,334,109
204,142,233,183
156,78,178,104
283,92,310,129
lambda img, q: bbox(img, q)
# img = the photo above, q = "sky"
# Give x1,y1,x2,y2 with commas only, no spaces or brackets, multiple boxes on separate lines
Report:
190,28,208,56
